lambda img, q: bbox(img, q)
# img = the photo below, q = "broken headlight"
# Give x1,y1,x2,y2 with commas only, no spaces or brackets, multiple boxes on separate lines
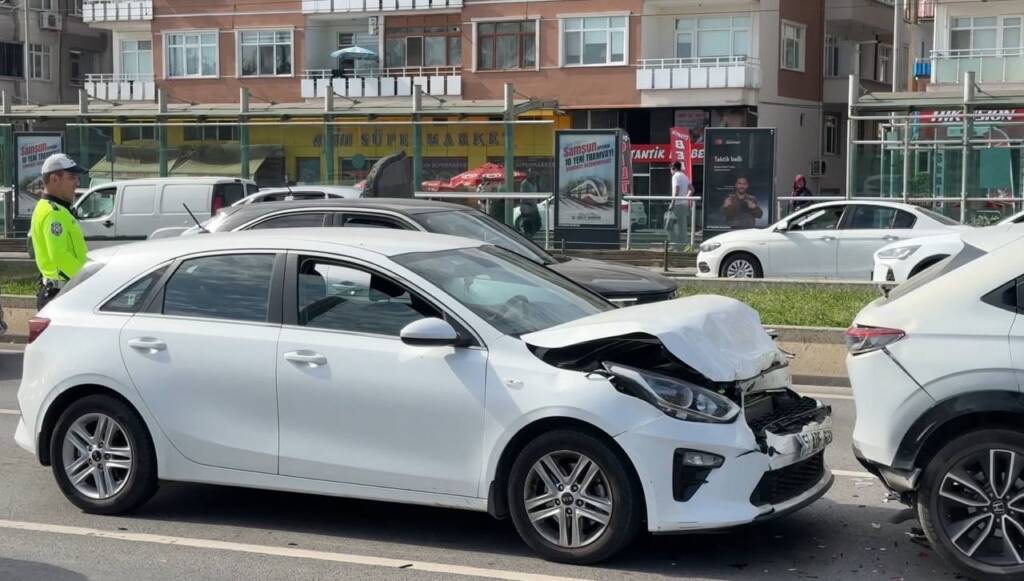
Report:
603,363,739,423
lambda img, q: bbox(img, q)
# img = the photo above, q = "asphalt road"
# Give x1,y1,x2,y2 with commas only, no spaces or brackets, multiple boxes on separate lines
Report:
0,351,962,581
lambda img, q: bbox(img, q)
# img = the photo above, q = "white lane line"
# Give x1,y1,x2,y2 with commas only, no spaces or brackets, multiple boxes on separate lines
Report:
800,392,854,401
0,409,19,415
0,519,587,581
833,469,876,479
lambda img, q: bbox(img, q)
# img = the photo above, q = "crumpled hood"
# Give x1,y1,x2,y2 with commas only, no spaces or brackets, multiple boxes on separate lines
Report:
547,257,678,296
522,295,780,382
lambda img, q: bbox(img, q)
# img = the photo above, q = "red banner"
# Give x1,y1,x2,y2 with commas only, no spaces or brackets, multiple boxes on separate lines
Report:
620,132,633,197
669,127,694,177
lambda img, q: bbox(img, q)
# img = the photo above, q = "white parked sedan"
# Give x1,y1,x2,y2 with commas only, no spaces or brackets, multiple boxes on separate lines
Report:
697,201,963,280
15,228,833,564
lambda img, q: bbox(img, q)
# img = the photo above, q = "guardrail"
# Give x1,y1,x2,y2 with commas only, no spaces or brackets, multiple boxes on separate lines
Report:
623,196,699,250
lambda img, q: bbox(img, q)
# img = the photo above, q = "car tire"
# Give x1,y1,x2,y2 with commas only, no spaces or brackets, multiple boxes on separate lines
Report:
918,429,1024,581
50,394,158,515
507,429,643,564
720,252,763,278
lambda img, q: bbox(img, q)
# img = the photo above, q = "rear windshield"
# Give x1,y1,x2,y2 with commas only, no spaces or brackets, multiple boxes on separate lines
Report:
882,243,986,303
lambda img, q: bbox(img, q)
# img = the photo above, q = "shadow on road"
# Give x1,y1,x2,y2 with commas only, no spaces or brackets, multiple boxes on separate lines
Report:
0,559,88,581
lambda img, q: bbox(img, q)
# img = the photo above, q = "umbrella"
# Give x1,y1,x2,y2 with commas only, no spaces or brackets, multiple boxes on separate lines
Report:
330,46,377,59
445,163,526,189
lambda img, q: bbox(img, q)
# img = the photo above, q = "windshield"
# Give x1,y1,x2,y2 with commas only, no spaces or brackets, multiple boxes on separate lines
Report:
915,207,961,226
883,243,986,303
412,210,556,265
394,246,613,336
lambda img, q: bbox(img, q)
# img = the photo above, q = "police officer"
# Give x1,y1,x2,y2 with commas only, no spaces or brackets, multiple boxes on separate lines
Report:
30,153,89,309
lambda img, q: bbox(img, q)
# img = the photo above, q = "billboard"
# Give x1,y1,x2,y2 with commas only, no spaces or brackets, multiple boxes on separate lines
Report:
555,130,619,229
703,128,775,234
16,132,63,195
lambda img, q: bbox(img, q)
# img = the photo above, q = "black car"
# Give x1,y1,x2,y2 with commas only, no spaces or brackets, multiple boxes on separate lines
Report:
184,198,678,305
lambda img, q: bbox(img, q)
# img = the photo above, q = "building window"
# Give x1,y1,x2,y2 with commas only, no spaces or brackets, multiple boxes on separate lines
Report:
71,0,83,16
877,44,892,83
477,21,536,70
385,25,461,69
781,20,806,72
121,39,153,77
121,126,156,141
166,31,218,78
239,30,293,77
675,15,750,59
951,16,1023,51
824,114,840,155
0,42,23,78
825,33,840,76
184,125,239,141
563,16,627,66
70,50,82,85
29,44,50,81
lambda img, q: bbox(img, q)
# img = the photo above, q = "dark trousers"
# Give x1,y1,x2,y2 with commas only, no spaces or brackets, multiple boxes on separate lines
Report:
36,285,59,310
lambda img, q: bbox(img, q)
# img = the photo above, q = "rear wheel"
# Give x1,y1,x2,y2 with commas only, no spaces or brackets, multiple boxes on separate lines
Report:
720,252,763,278
918,429,1024,580
50,395,158,515
507,430,642,564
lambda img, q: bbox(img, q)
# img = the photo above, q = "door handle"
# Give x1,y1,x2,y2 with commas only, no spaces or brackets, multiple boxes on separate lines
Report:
821,236,837,242
127,337,167,352
102,220,114,228
883,235,901,241
284,350,328,367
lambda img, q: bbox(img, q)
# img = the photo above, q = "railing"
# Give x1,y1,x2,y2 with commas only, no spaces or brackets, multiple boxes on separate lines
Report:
932,48,1024,84
83,0,153,23
302,0,462,13
301,67,462,98
635,56,761,90
84,74,156,101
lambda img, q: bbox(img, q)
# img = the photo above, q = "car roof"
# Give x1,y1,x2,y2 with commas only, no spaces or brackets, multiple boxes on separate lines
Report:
255,186,360,195
806,200,930,212
215,197,472,226
88,177,256,191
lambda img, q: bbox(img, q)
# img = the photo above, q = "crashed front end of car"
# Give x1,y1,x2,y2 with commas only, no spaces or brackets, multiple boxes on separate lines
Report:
523,295,834,532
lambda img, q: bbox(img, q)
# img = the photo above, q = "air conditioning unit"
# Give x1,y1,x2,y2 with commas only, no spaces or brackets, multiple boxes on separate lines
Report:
40,11,62,31
810,159,827,177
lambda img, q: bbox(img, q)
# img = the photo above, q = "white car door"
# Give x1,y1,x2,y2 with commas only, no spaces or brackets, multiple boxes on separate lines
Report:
768,206,846,278
120,252,282,474
276,254,488,497
73,187,119,247
837,205,917,279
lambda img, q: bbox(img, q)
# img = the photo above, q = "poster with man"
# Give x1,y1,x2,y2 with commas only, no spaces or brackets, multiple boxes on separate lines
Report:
555,131,619,228
703,128,775,234
16,133,63,195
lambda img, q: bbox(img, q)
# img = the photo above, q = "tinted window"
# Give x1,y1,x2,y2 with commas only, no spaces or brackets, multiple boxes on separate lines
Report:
214,183,246,206
789,206,845,231
893,210,916,229
76,188,116,219
163,254,275,322
342,214,407,229
845,206,901,230
251,212,328,229
101,267,166,313
296,257,440,335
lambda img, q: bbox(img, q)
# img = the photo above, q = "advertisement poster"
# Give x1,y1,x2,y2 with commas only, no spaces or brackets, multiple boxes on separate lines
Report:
669,127,693,179
555,131,619,228
16,133,63,195
703,128,775,234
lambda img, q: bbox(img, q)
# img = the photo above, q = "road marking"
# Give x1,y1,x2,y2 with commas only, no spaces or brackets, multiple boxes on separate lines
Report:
0,409,19,415
0,519,588,581
833,469,876,479
800,392,854,401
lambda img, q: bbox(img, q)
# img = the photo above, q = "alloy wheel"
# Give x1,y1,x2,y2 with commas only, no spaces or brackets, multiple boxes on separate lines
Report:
725,259,756,278
61,413,133,500
523,451,613,549
936,448,1024,567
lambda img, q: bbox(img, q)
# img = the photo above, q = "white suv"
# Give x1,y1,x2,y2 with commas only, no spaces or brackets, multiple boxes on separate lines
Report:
849,227,1024,579
16,228,832,564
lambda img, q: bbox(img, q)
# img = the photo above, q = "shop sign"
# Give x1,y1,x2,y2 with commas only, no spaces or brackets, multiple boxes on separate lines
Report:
313,128,505,149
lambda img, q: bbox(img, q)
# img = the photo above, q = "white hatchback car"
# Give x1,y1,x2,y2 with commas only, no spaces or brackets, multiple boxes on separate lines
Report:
850,227,1024,579
16,228,833,564
697,201,962,280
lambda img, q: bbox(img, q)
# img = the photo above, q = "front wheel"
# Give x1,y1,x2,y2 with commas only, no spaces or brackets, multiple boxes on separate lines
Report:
918,429,1024,580
720,253,763,278
507,430,642,564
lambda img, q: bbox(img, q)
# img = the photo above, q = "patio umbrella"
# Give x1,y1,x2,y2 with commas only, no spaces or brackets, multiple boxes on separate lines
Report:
330,46,378,59
446,163,526,189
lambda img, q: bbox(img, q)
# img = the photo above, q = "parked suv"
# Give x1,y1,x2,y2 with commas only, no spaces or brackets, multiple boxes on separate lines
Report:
849,227,1024,580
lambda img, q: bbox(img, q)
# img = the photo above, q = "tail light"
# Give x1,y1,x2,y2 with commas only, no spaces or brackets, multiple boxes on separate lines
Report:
28,317,50,344
211,193,225,213
846,325,905,355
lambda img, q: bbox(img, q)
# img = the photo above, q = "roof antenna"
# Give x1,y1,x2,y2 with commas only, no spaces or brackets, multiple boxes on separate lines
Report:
183,203,210,234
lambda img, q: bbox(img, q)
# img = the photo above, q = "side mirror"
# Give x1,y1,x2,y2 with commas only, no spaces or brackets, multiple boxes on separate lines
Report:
774,222,789,233
400,318,462,347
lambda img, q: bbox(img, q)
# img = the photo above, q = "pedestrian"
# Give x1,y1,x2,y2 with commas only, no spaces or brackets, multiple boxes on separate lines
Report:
722,176,763,230
30,153,89,310
665,161,693,246
791,174,813,211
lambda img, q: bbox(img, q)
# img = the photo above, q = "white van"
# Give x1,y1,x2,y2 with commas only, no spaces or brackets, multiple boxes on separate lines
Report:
72,177,257,248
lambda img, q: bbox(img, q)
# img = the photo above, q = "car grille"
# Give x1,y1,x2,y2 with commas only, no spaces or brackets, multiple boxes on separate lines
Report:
744,391,827,441
749,452,825,506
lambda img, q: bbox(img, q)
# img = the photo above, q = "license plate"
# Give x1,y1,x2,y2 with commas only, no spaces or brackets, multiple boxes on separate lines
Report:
796,427,833,459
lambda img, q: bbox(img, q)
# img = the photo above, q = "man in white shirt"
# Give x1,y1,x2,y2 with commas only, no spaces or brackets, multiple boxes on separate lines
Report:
666,162,694,246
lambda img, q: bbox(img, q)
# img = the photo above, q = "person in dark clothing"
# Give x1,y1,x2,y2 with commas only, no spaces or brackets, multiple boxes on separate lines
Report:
722,176,764,230
791,174,813,211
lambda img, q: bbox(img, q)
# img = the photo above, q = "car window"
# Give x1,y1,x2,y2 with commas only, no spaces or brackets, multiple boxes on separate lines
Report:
101,266,167,313
296,257,440,336
214,183,247,206
342,214,408,229
250,212,328,230
789,206,845,231
893,210,916,229
75,188,116,219
845,206,902,230
163,254,275,322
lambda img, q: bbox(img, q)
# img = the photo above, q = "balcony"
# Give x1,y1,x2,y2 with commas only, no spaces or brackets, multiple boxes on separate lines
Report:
636,56,760,91
932,48,1024,85
302,0,461,13
83,1,153,23
84,74,155,101
301,67,461,99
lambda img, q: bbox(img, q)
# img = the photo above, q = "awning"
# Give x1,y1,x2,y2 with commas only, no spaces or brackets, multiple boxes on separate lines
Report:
171,157,266,177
